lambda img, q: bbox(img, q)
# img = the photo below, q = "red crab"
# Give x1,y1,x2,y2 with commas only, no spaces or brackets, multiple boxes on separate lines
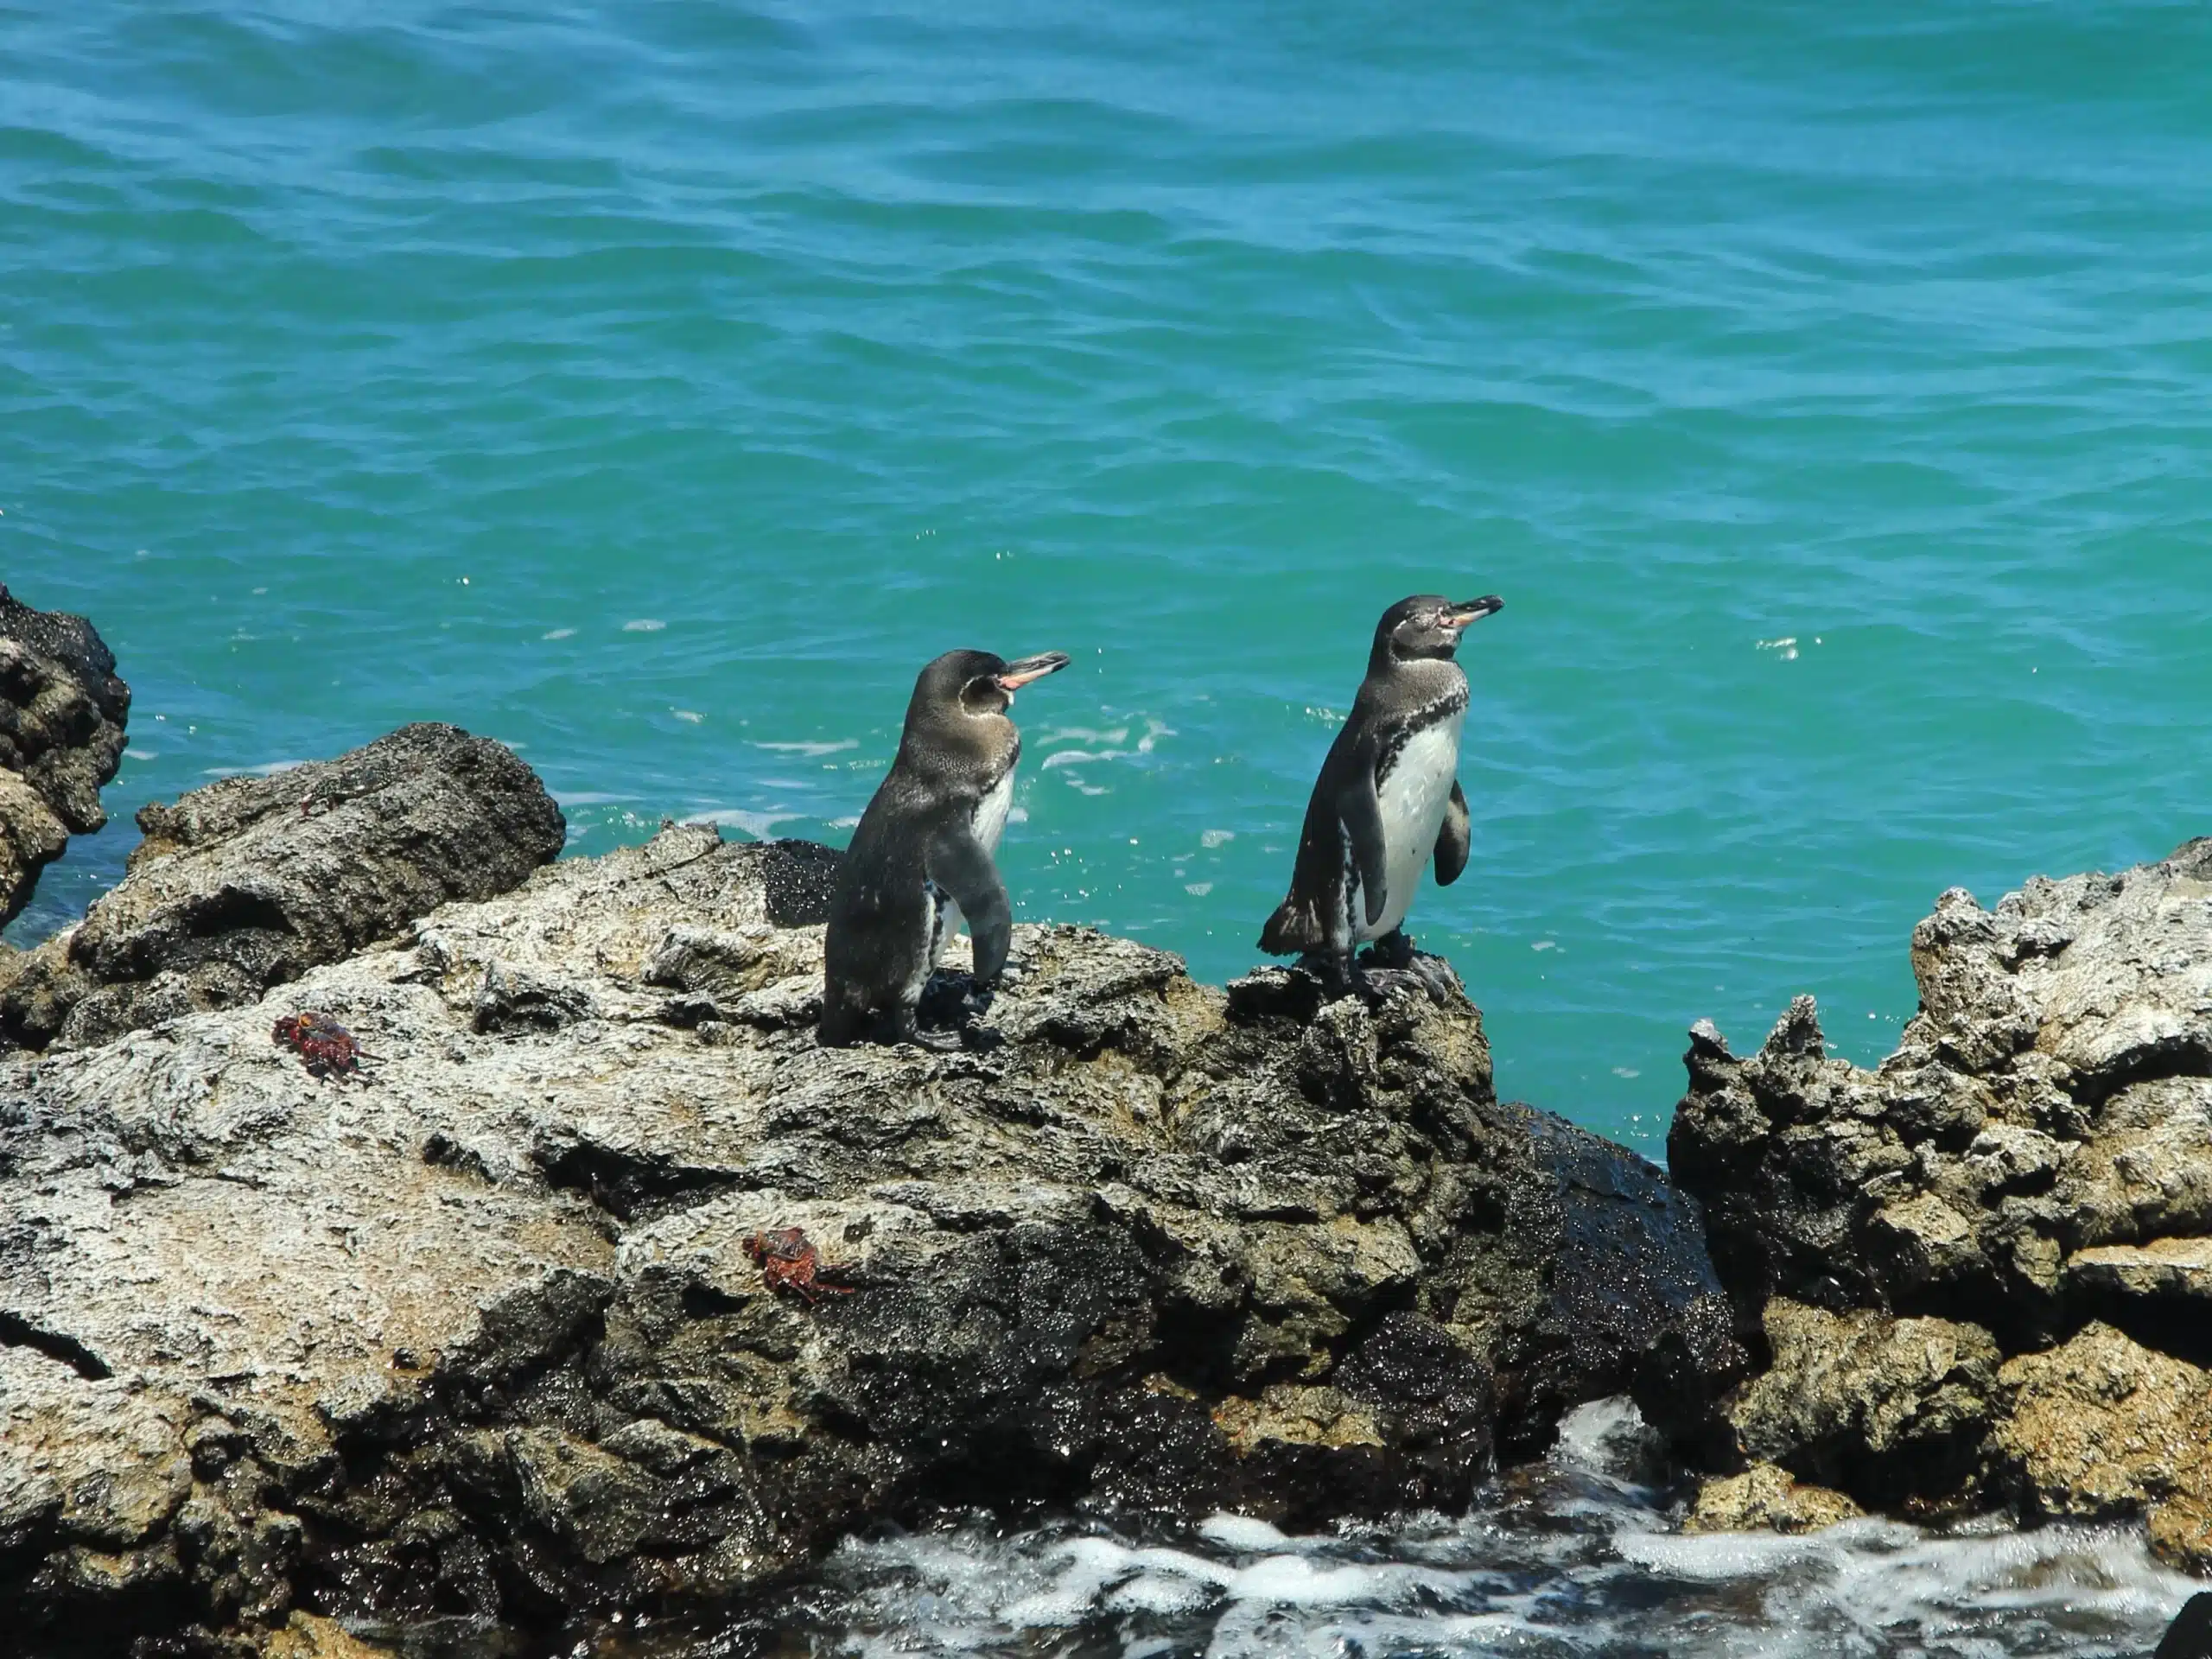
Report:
272,1011,373,1082
742,1227,856,1307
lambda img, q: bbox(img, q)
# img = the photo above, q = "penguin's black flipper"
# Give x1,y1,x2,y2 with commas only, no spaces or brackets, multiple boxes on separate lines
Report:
1434,779,1471,887
1337,745,1390,930
926,829,1013,987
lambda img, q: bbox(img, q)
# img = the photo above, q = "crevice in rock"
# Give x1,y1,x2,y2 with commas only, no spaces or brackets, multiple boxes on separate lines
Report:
0,1310,112,1379
2073,1294,2212,1371
532,1140,747,1222
678,1281,748,1321
185,887,296,944
421,1132,498,1185
2063,1036,2212,1109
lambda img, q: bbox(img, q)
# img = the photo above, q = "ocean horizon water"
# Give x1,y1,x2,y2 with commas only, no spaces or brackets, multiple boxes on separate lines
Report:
9,0,2210,1160
8,3,2210,1649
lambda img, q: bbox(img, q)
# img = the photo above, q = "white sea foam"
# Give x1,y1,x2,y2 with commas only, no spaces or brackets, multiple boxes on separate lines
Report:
1040,717,1173,774
1200,828,1236,848
753,738,859,757
788,1395,2196,1659
622,618,665,632
201,760,306,778
681,809,798,839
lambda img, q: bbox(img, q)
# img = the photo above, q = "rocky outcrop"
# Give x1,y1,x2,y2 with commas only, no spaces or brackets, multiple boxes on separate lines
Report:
0,798,1737,1655
1726,1300,2000,1510
0,722,565,1051
1683,1461,1860,1534
0,587,130,925
1669,838,2212,1554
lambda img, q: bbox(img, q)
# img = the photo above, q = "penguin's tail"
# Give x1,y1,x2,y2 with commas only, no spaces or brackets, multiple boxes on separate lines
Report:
1259,898,1322,957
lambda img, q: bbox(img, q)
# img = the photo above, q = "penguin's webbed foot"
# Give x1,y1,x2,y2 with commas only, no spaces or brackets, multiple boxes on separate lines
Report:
893,1015,964,1053
1364,930,1417,970
1404,953,1465,1007
1296,950,1360,1001
1349,935,1465,1008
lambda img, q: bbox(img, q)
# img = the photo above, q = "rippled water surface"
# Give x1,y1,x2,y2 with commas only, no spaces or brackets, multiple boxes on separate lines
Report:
8,6,2211,1148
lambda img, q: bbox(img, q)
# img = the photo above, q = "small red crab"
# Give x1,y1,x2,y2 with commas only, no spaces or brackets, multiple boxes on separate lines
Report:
742,1227,856,1307
272,1011,374,1082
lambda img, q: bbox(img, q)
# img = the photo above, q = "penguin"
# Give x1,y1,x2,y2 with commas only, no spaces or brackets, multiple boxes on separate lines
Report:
820,646,1069,1046
1260,594,1503,995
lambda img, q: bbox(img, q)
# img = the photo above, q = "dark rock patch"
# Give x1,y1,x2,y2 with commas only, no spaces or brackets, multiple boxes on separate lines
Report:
0,586,130,926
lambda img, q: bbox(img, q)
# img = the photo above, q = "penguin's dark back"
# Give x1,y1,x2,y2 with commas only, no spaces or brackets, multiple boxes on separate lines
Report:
823,700,1019,941
1354,655,1468,730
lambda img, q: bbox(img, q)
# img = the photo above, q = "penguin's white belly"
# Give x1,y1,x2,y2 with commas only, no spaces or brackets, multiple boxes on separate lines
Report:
1357,714,1464,943
908,880,941,999
931,767,1017,963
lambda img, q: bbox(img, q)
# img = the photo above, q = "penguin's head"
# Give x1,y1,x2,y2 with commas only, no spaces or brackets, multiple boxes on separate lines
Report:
1376,594,1503,664
911,648,1071,725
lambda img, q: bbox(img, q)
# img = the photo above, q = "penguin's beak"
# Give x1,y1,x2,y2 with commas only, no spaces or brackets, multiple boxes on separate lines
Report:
995,652,1070,695
1445,596,1504,629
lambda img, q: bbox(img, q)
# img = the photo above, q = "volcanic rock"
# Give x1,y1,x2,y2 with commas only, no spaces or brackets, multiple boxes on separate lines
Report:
0,813,1735,1654
1727,1300,2000,1511
0,722,564,1051
1669,837,2212,1556
1682,1461,1861,1534
0,587,130,925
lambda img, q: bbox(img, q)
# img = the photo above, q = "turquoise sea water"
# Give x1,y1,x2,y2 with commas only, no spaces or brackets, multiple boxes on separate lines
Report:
7,1,2209,1155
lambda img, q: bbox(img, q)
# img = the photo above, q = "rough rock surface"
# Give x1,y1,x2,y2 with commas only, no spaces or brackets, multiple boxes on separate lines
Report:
1682,1461,1861,1534
1996,1323,2212,1523
0,722,564,1052
1727,1300,2000,1510
1669,838,2212,1556
0,587,130,925
0,816,1738,1655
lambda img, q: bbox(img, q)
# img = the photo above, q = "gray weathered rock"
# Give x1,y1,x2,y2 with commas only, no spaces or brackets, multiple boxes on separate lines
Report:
0,818,1734,1654
0,722,565,1051
1669,838,2212,1555
0,771,69,930
0,587,130,925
